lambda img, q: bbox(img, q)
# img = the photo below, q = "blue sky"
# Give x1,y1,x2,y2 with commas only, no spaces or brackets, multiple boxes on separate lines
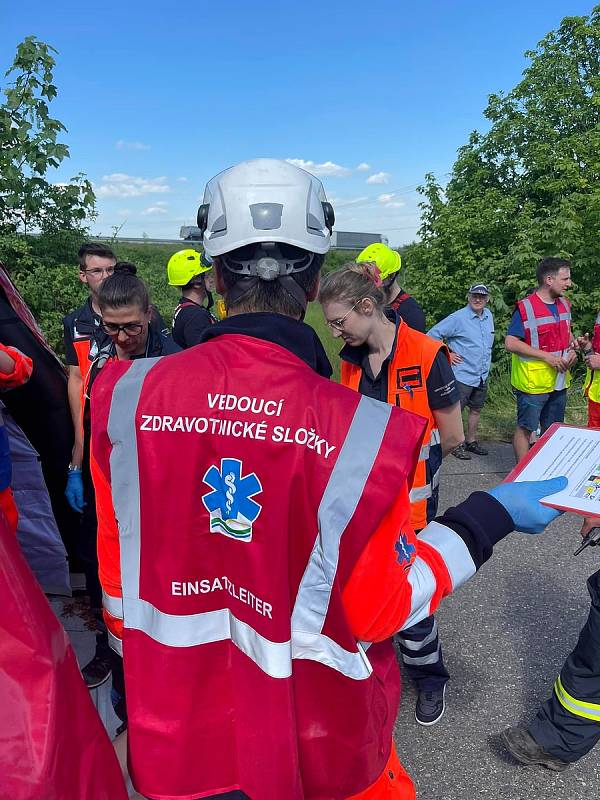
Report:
2,1,593,245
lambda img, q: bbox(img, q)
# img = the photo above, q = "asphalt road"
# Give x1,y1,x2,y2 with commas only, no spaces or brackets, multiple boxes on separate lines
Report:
394,442,599,799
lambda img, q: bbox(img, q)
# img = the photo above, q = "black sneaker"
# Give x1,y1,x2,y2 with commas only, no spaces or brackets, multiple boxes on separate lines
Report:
451,444,471,460
501,727,569,772
415,685,446,726
82,651,112,688
465,440,488,456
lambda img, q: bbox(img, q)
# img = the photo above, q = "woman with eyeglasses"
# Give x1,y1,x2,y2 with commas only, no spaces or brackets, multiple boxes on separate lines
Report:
319,261,464,728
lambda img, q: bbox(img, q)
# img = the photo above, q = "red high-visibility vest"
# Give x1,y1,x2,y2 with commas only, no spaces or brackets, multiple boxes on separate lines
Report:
511,293,572,393
91,333,427,800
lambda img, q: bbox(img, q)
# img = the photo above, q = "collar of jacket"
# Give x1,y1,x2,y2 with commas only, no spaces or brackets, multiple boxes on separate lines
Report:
199,312,333,379
339,313,404,368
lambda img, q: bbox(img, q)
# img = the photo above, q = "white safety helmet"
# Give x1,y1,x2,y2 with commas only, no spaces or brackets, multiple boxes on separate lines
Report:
198,158,334,260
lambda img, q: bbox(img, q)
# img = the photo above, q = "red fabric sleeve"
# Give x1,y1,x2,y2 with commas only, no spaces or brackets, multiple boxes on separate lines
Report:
0,344,33,390
343,482,454,643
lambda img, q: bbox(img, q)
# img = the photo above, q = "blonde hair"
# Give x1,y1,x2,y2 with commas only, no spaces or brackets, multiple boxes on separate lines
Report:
318,262,387,311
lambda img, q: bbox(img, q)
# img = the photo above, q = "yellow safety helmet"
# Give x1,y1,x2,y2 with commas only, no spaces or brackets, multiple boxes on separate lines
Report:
167,249,211,286
356,243,401,280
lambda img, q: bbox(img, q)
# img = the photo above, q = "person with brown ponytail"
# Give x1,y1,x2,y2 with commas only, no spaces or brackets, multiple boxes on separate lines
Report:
319,261,464,726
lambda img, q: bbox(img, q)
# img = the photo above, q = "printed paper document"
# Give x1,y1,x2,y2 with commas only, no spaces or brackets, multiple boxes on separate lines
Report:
510,425,600,516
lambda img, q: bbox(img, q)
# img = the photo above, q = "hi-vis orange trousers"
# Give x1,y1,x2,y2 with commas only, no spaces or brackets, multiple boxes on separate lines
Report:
348,744,416,800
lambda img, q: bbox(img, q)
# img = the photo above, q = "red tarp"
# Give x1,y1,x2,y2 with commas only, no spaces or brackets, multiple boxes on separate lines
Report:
0,513,127,800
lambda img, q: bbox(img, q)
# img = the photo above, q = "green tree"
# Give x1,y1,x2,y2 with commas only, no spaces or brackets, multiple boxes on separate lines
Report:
0,36,95,250
406,6,600,337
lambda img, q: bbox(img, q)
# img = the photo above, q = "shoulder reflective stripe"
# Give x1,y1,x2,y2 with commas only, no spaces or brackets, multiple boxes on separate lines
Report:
125,598,292,679
398,620,438,650
419,444,430,461
292,631,372,680
409,484,432,503
401,645,441,666
596,313,600,325
524,315,556,327
108,630,123,656
401,556,435,630
108,357,161,597
103,590,124,619
292,395,391,636
418,520,476,590
521,298,539,349
554,675,600,721
559,313,571,322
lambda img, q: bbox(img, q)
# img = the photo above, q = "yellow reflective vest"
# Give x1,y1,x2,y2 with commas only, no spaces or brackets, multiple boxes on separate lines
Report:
511,294,572,394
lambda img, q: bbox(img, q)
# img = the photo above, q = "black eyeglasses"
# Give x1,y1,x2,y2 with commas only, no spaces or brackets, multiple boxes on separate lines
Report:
100,322,144,336
83,267,115,278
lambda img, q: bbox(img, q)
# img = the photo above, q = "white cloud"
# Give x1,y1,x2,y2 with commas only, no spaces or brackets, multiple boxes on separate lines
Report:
117,208,132,216
376,193,406,209
366,171,390,185
96,174,170,198
356,162,371,171
115,139,151,151
176,176,188,183
286,158,351,177
142,205,168,215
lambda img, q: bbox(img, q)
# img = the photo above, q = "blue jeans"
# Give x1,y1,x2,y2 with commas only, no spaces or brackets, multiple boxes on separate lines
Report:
515,388,567,434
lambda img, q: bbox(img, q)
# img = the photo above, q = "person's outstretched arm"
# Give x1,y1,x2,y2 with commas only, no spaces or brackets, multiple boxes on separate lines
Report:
344,477,566,642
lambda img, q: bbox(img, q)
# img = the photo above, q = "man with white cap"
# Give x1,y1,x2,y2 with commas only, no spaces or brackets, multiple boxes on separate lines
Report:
428,284,494,459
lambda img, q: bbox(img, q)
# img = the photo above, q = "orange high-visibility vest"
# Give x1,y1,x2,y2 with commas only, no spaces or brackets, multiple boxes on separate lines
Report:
341,321,448,530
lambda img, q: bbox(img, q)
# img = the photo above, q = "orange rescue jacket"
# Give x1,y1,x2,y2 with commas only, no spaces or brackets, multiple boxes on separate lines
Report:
341,321,448,530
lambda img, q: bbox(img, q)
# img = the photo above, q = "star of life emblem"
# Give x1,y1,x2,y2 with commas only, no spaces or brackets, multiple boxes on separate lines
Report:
202,458,262,542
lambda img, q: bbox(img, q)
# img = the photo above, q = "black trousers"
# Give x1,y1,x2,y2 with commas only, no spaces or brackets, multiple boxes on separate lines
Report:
530,568,600,762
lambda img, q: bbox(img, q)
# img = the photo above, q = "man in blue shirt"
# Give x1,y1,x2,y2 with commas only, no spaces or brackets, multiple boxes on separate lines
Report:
428,284,494,460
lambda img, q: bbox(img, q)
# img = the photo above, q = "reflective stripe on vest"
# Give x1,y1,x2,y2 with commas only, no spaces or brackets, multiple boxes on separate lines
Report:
408,468,440,503
520,296,571,349
106,358,389,681
102,589,123,619
419,427,441,461
554,674,600,722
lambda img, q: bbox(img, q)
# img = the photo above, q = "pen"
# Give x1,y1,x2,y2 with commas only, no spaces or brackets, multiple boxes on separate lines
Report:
574,527,600,556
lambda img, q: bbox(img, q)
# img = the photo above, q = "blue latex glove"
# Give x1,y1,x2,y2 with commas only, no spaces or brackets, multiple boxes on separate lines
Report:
65,469,85,513
487,476,568,534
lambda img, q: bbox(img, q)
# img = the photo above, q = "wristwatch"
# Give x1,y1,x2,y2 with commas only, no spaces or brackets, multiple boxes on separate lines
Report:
68,463,82,472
